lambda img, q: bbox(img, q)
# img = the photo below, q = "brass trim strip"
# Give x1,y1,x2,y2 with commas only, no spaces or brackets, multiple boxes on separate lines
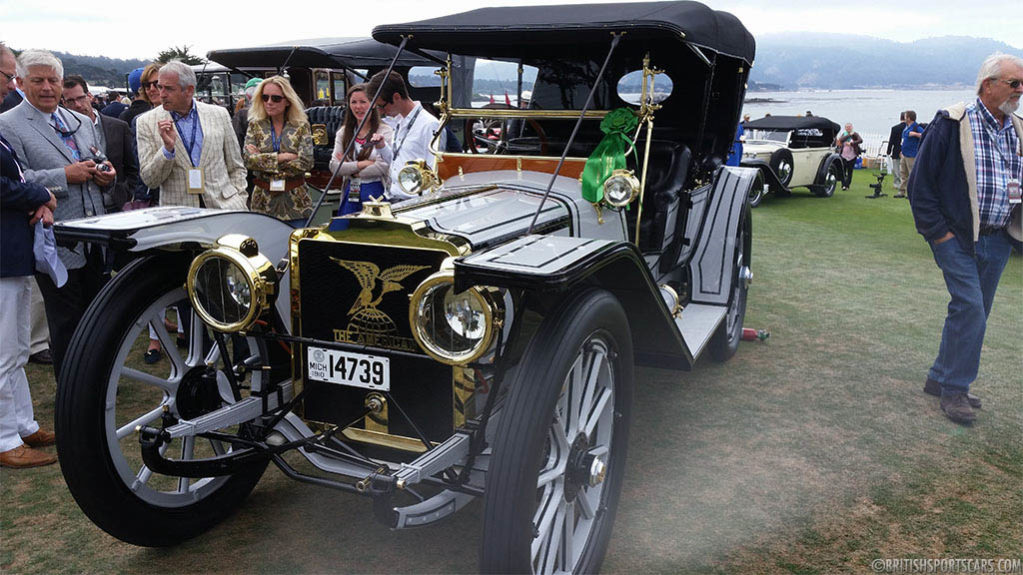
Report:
341,427,436,453
446,108,609,119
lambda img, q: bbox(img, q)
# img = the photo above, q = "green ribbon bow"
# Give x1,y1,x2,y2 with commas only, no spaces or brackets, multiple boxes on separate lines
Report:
581,108,639,204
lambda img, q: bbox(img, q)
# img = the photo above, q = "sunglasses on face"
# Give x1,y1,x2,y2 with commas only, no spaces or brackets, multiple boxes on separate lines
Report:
999,78,1023,89
0,70,14,82
142,80,159,89
261,94,284,103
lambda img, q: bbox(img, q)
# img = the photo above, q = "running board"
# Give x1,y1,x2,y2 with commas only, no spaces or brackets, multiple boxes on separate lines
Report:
676,303,726,359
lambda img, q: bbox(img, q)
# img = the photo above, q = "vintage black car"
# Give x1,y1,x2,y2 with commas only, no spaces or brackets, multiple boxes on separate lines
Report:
53,3,758,573
740,115,843,206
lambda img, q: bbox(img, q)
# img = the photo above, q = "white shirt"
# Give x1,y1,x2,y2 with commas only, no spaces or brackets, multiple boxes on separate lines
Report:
387,102,444,201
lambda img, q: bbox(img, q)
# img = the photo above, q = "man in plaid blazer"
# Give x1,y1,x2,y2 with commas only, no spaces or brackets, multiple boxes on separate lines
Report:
136,60,247,210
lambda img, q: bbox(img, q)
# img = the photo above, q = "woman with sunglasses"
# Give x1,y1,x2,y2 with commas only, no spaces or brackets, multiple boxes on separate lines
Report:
328,83,393,230
244,76,314,226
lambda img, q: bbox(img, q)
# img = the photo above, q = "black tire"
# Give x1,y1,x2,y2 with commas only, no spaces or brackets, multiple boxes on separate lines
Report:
480,289,634,574
710,205,752,362
749,171,766,207
812,160,842,198
769,148,794,186
55,253,268,547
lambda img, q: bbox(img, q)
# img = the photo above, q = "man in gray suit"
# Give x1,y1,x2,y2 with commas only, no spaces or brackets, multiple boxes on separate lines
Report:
0,50,116,376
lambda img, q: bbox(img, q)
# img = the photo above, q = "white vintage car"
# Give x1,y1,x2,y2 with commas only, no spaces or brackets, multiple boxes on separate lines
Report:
53,2,760,573
740,115,844,206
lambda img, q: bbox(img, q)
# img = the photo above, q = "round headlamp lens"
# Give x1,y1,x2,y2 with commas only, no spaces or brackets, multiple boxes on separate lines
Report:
192,256,252,328
410,273,499,365
398,166,423,194
443,288,487,340
603,171,639,207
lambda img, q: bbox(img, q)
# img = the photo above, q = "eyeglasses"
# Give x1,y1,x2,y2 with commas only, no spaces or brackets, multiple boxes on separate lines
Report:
51,107,83,137
0,70,14,82
998,78,1022,89
261,94,284,103
64,94,91,105
141,80,159,89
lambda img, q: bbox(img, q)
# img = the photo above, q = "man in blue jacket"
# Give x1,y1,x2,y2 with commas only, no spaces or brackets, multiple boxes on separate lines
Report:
0,43,59,468
908,53,1023,424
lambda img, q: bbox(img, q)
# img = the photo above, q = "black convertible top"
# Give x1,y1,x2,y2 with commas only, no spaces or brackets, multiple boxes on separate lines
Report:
743,115,840,134
373,1,754,63
207,37,442,71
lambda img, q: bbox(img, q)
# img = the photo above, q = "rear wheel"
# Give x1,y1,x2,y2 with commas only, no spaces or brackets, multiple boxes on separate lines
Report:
55,253,268,546
481,289,633,574
710,205,752,362
812,161,842,197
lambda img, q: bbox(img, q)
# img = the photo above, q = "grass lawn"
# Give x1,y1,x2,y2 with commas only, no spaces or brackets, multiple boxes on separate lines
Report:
2,168,1020,574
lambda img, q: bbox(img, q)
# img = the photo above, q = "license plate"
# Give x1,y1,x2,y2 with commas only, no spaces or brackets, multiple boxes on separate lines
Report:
306,346,390,391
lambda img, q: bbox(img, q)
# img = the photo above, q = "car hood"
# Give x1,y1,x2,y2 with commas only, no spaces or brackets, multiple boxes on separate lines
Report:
392,170,627,250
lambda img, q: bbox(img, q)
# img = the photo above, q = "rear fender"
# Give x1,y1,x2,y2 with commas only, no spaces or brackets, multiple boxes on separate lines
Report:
815,153,843,184
53,207,295,327
454,235,694,370
688,166,756,306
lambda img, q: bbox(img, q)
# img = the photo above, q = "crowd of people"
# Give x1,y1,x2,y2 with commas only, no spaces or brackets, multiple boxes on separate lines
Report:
0,47,440,468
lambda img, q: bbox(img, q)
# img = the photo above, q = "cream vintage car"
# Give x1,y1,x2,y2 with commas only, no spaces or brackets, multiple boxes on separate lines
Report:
740,115,844,206
53,2,759,573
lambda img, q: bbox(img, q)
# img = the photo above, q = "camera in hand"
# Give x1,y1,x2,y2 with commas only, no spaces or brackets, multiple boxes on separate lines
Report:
87,146,112,172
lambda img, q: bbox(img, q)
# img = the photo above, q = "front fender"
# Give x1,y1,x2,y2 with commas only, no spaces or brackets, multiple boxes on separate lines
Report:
740,158,788,192
454,235,694,370
54,207,295,327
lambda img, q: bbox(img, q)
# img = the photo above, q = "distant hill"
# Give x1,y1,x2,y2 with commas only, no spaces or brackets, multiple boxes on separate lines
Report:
18,35,1021,93
750,34,1023,90
54,51,149,91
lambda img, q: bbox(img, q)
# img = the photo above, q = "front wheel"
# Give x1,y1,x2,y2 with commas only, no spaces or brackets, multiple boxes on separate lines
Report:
55,253,268,547
481,289,633,574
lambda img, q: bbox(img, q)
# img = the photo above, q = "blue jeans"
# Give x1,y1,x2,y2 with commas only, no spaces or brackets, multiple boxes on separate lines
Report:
927,230,1012,393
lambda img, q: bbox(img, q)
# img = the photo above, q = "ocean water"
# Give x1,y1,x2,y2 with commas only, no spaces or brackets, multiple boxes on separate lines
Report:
742,88,978,154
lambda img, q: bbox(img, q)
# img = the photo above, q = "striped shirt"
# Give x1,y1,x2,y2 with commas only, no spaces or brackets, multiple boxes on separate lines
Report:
967,99,1021,228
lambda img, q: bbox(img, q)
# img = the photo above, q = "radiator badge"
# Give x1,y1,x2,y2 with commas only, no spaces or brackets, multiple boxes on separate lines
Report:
330,258,428,350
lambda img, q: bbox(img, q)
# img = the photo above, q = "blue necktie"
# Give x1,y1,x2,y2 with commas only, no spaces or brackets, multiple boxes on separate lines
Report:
51,113,81,161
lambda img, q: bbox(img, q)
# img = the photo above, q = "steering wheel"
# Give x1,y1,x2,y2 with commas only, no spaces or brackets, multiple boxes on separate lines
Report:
464,104,548,155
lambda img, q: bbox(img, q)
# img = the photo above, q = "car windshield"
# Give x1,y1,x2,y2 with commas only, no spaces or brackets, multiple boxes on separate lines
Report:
747,130,789,143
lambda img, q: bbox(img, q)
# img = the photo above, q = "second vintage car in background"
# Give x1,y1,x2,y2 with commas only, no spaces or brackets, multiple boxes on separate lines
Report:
740,115,844,206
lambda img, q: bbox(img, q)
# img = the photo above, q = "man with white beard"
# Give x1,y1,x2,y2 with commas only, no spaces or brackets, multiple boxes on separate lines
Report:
908,53,1023,425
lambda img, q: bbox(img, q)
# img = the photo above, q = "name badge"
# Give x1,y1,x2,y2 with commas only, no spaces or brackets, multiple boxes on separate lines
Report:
270,178,286,192
187,168,204,194
1009,178,1021,205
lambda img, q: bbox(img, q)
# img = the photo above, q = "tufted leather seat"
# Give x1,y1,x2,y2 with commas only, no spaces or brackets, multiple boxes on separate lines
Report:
306,106,346,170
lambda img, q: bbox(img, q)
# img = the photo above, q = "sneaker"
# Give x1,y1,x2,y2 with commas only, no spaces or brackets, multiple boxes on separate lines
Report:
893,193,907,198
924,378,981,408
940,392,977,424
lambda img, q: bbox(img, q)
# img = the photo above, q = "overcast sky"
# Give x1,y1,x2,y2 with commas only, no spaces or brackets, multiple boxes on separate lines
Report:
2,0,1021,60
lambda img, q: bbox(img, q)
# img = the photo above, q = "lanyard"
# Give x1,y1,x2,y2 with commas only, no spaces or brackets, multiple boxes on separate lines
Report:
269,121,283,153
173,107,199,167
392,105,423,156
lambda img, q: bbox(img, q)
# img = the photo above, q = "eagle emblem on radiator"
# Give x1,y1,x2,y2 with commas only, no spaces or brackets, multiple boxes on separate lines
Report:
330,258,428,340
